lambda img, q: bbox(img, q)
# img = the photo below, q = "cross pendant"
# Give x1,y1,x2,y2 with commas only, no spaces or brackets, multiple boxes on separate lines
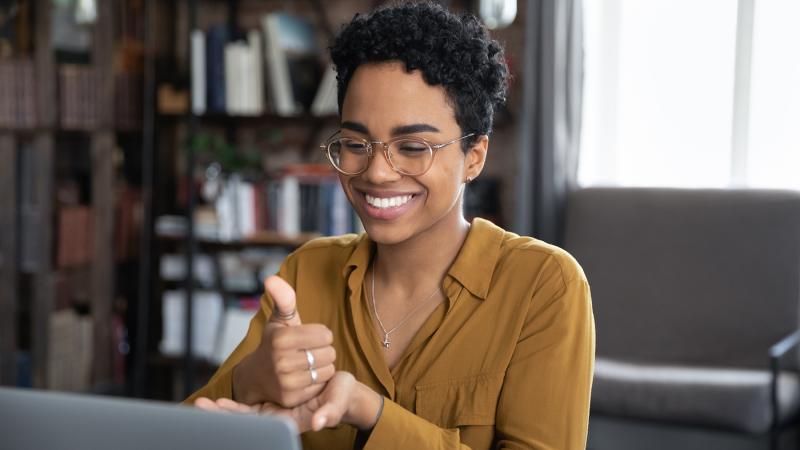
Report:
382,335,391,348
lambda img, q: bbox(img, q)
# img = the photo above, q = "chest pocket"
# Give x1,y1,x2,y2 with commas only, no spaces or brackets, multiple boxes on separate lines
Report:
414,372,504,428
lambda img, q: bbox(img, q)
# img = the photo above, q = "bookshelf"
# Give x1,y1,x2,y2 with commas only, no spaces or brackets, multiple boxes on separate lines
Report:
137,0,360,401
0,0,146,392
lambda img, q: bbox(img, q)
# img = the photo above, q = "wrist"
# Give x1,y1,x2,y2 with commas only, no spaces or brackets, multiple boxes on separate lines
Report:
345,381,383,430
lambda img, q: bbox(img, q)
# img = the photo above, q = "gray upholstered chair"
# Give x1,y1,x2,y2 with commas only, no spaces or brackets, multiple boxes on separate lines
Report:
562,187,800,449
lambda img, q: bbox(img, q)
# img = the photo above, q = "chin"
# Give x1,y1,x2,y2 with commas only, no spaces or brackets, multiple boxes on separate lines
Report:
360,220,416,245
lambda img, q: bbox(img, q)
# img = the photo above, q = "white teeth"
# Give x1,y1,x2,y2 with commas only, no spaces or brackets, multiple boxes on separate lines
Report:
365,194,413,209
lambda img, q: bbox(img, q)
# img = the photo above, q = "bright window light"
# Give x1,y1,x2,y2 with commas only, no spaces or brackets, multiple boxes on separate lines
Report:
745,0,800,190
580,0,798,191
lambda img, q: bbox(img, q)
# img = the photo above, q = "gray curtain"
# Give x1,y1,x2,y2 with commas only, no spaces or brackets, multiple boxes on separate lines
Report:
513,0,583,244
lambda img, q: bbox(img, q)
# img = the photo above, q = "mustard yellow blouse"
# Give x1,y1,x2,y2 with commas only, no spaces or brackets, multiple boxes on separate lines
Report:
186,218,595,449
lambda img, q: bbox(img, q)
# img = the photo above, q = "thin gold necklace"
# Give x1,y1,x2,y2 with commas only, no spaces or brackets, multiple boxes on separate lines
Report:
369,258,441,349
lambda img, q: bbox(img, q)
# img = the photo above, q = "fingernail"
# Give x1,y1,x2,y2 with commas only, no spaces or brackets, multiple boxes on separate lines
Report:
315,415,327,431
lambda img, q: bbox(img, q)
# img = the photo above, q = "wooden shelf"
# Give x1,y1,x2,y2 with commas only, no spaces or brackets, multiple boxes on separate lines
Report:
158,112,338,127
149,354,219,372
157,230,319,249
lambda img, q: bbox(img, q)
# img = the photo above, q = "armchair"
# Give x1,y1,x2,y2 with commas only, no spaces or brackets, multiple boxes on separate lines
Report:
562,187,800,449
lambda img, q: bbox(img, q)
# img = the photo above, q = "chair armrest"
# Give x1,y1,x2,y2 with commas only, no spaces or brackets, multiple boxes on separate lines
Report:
768,329,800,431
770,329,800,361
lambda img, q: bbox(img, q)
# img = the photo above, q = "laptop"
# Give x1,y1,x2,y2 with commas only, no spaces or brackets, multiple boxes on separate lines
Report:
0,387,301,450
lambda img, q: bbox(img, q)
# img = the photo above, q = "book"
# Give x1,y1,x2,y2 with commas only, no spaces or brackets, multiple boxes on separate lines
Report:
0,59,36,129
246,29,265,115
57,206,92,268
18,141,43,272
276,174,301,236
47,309,93,391
159,253,216,287
261,12,322,116
224,40,244,115
205,24,229,114
59,64,99,130
311,63,338,117
190,29,206,115
269,164,361,237
212,305,258,365
159,290,223,361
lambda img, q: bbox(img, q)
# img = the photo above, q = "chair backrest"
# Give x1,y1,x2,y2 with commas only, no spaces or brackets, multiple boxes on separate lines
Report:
563,187,800,368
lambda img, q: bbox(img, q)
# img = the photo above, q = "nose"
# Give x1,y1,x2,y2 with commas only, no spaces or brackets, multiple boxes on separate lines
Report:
361,143,402,184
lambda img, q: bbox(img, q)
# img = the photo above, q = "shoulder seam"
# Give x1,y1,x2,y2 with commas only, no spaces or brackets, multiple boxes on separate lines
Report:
506,246,584,291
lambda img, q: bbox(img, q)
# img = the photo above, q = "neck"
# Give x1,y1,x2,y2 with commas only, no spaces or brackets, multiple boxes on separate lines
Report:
373,208,470,298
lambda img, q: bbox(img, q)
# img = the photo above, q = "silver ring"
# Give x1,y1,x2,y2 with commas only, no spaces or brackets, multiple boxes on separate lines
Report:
273,306,297,321
309,367,319,384
304,349,316,369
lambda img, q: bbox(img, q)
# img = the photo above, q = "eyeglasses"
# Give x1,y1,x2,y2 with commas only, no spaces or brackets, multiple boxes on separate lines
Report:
320,132,475,176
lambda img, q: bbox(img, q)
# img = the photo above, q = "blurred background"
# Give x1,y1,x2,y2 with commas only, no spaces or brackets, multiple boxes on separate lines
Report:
0,0,797,449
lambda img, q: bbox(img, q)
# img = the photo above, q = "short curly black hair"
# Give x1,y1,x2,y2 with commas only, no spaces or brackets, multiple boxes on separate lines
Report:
330,2,509,152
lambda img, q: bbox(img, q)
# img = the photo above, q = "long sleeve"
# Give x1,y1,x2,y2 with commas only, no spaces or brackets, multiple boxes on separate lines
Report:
361,397,471,449
494,268,595,449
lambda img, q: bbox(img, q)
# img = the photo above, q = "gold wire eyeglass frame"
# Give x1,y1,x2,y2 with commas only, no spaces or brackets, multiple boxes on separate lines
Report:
320,131,475,176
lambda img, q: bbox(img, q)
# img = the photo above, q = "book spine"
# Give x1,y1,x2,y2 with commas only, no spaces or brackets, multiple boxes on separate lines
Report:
190,29,207,115
277,175,300,236
206,25,228,114
224,42,239,114
247,29,265,115
262,14,295,116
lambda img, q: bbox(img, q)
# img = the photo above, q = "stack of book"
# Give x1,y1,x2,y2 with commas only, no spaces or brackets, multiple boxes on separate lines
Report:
159,290,223,361
59,64,99,130
203,164,361,241
47,309,93,391
0,58,36,129
190,12,337,118
267,164,362,237
160,291,262,365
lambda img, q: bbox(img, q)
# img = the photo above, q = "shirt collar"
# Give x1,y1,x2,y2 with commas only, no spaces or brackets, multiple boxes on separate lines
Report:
446,218,505,299
341,217,505,300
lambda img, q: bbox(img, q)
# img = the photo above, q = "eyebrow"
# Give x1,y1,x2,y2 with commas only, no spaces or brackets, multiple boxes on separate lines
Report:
340,121,441,137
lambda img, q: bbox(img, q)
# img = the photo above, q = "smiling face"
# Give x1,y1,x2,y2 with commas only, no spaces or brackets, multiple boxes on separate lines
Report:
337,61,487,245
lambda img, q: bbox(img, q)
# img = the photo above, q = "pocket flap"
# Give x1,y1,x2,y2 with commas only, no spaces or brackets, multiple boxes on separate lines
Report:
415,372,504,428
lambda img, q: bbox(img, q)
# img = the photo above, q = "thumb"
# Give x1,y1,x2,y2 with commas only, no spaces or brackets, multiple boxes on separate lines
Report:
266,275,302,326
309,395,347,431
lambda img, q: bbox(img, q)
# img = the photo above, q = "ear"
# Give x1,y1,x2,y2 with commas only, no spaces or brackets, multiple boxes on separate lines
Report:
463,135,489,182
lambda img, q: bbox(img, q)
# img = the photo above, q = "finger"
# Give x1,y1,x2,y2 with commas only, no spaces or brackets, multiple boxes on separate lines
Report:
311,412,328,432
271,324,334,352
266,276,301,326
310,393,348,431
194,397,222,411
278,363,336,391
274,346,336,374
216,398,255,414
277,383,325,409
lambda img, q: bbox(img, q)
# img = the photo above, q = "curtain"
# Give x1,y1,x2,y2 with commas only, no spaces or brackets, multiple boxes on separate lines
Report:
513,0,583,244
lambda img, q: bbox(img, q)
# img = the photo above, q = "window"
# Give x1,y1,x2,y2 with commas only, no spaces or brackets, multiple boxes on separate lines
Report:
579,0,800,190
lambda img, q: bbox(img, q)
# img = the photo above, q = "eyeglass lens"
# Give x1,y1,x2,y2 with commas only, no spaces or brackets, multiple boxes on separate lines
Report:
327,138,433,175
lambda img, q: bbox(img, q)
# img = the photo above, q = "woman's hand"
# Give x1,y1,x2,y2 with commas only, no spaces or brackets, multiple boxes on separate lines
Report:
232,276,337,408
196,372,384,433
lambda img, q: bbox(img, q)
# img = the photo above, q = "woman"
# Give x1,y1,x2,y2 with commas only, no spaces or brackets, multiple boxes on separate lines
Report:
190,3,595,449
